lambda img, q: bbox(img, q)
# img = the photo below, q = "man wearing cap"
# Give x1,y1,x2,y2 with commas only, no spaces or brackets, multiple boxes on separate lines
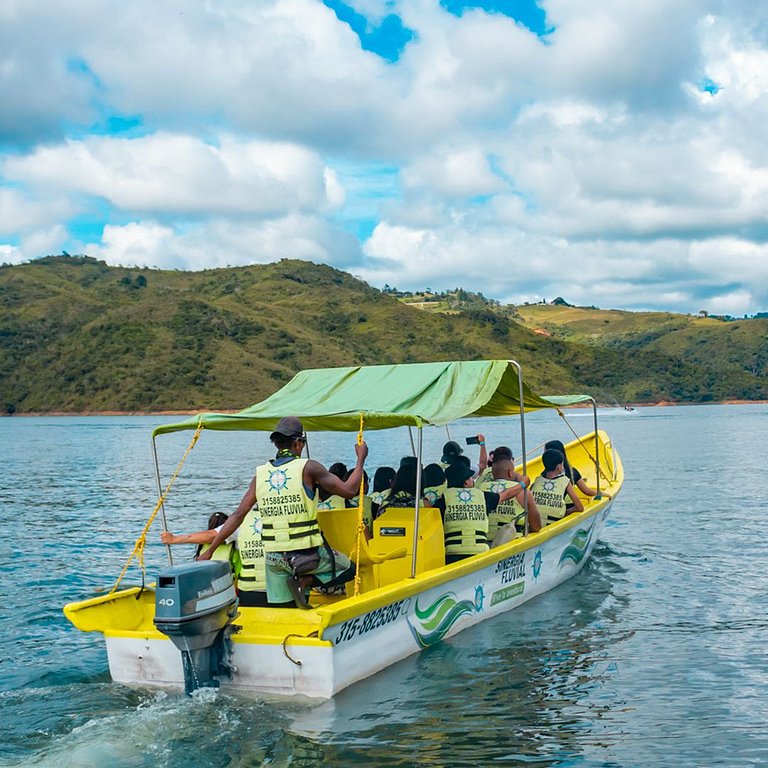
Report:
199,416,368,609
439,434,487,478
433,463,538,563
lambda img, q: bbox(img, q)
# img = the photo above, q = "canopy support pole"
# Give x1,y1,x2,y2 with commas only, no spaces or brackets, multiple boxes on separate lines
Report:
445,425,452,442
152,437,173,565
410,426,424,579
590,397,601,497
408,426,416,456
509,359,529,534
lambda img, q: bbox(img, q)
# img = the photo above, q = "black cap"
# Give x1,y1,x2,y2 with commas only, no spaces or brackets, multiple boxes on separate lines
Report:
269,416,304,440
441,441,463,463
445,462,475,488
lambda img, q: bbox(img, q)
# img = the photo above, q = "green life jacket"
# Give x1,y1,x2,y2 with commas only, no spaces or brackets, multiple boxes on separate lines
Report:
423,482,446,507
316,494,346,511
368,488,390,506
477,477,524,540
531,473,571,524
197,541,241,579
237,505,266,592
443,487,489,556
257,457,323,552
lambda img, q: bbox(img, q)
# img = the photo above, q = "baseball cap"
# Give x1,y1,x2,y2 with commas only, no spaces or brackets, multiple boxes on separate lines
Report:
445,462,475,488
269,416,305,440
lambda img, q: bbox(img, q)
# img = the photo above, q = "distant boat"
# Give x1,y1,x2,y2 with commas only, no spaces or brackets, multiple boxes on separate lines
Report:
64,360,624,700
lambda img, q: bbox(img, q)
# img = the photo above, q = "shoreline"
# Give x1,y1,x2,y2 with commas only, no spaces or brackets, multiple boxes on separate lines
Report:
4,400,768,417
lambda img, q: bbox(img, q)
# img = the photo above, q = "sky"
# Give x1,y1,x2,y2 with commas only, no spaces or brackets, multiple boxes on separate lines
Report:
2,0,768,315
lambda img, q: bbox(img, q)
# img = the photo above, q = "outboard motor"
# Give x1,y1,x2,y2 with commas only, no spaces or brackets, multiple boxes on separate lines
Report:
153,560,239,695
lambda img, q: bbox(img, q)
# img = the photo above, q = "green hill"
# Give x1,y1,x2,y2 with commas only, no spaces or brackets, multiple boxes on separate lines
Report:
1,255,766,413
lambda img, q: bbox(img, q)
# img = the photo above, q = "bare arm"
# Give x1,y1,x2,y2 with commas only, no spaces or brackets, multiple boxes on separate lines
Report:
161,529,216,546
565,482,584,513
526,494,542,533
477,433,487,477
305,442,369,499
577,477,611,499
197,477,256,560
497,481,526,503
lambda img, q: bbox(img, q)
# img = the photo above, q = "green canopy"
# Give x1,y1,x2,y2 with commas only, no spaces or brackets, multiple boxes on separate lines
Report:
153,360,594,437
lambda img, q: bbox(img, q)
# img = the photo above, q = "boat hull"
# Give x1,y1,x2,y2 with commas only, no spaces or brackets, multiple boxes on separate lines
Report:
95,502,611,700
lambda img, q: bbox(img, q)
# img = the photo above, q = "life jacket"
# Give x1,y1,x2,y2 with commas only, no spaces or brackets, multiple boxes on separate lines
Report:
197,541,241,579
443,487,489,556
475,467,493,486
316,494,346,511
368,488,391,506
257,457,323,552
422,482,446,507
236,506,266,592
531,473,571,524
477,476,525,540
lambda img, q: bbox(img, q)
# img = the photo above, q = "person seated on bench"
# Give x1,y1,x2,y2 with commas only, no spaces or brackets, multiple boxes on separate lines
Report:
369,465,396,518
530,448,583,525
544,439,611,512
422,463,446,506
433,463,539,563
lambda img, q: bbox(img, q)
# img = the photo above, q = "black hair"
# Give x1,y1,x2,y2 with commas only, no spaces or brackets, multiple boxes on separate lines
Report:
271,433,296,450
207,511,229,530
372,466,396,493
542,448,565,473
423,463,445,487
319,462,348,502
390,463,419,497
345,467,369,494
491,446,513,463
544,440,573,481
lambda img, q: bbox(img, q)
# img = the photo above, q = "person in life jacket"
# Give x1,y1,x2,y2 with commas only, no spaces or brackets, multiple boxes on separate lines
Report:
316,462,349,510
476,453,538,540
433,462,539,563
530,449,584,525
422,463,446,507
544,439,611,513
475,445,513,486
369,466,395,518
379,462,429,510
198,416,368,609
160,511,243,581
439,434,487,477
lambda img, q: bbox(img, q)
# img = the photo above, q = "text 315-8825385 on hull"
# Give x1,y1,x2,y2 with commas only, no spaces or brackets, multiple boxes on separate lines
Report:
64,360,624,700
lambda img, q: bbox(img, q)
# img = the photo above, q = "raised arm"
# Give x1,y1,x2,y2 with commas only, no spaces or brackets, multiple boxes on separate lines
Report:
476,433,487,477
196,477,256,560
306,442,369,499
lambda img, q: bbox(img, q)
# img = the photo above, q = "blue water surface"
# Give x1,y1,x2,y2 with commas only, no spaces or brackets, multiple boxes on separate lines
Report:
2,405,768,767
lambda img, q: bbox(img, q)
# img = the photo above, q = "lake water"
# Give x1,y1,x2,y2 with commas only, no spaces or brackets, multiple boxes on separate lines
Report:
2,404,768,767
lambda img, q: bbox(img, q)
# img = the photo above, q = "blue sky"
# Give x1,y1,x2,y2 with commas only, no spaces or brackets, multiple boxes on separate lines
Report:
2,1,768,314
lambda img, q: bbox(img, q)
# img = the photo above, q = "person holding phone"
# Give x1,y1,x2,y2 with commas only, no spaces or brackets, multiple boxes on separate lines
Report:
439,434,487,478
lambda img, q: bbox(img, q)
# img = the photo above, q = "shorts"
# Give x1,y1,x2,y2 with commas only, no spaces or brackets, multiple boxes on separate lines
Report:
265,546,355,604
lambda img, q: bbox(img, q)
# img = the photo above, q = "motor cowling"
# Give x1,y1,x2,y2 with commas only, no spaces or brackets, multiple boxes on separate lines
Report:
153,560,238,695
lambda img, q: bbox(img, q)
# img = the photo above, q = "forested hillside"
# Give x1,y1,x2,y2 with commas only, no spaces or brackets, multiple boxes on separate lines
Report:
1,255,766,413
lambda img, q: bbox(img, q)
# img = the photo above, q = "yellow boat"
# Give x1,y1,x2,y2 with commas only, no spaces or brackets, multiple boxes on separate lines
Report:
64,360,623,700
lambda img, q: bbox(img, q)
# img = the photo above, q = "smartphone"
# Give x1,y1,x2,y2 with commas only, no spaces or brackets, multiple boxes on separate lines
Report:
465,436,480,445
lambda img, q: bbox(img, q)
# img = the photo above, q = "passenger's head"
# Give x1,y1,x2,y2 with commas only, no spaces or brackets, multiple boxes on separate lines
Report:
345,468,369,494
492,458,515,480
491,446,513,463
391,463,419,496
544,440,571,477
441,440,463,464
329,462,348,480
423,463,445,488
542,448,565,473
207,511,229,530
269,416,306,453
372,466,396,493
445,462,475,488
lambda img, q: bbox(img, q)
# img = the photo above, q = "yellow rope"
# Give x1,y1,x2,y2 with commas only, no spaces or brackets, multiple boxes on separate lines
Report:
352,412,366,597
109,420,205,595
555,408,611,483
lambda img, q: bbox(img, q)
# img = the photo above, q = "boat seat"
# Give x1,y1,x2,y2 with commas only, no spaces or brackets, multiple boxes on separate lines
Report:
317,508,407,593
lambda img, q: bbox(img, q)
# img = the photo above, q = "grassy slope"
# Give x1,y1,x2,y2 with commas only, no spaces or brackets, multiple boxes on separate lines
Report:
1,257,766,413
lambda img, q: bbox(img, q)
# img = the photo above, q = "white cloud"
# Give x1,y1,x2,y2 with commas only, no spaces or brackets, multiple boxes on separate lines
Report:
1,1,768,313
